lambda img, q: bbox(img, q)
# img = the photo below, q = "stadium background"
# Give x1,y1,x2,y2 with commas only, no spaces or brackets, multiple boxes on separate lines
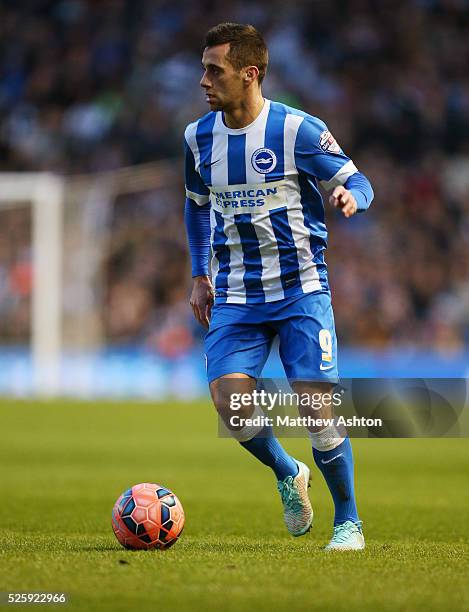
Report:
0,0,468,396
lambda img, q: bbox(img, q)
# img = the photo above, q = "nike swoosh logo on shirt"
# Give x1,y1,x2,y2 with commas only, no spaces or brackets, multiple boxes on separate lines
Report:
321,453,343,465
320,363,335,371
203,159,221,168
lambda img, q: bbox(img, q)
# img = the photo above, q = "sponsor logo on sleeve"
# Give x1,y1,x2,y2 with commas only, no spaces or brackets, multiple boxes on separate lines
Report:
319,130,342,154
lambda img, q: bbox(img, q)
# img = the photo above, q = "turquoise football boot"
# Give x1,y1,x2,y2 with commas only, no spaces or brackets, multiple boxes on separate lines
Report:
277,460,313,537
325,520,365,550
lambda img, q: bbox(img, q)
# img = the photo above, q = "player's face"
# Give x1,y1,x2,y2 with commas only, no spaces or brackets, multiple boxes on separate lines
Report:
200,44,245,111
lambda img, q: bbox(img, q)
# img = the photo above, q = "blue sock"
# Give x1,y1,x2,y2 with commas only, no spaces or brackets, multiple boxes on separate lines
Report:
240,425,298,481
313,437,359,526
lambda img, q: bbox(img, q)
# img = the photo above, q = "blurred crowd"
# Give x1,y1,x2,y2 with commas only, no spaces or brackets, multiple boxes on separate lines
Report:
0,0,468,353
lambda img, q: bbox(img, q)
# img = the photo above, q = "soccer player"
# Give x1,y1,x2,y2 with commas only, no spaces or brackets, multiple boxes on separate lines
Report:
184,23,373,550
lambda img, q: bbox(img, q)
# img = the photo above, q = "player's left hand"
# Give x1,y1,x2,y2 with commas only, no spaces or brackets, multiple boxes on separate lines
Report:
329,186,358,218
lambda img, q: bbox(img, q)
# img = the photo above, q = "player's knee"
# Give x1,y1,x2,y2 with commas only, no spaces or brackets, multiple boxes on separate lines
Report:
210,379,264,442
209,374,256,419
210,379,229,414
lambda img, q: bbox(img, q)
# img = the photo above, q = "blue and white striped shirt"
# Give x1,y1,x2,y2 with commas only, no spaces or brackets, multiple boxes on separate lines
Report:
184,99,373,304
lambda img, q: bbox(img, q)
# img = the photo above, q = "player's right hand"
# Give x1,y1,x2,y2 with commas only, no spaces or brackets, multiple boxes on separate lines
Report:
190,276,215,329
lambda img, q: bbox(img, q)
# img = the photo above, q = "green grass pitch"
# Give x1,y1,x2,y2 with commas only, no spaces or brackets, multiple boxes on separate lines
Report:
0,399,468,611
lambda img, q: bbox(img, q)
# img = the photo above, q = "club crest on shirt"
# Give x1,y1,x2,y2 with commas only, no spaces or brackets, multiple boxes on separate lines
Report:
319,130,341,154
251,148,277,174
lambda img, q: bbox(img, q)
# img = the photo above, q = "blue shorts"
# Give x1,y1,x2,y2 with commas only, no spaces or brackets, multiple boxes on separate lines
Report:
204,291,338,384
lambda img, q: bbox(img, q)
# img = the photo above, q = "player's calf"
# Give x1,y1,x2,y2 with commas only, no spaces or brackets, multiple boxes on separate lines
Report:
210,374,309,531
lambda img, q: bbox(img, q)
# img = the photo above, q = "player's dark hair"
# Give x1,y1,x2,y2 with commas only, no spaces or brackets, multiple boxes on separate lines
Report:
204,22,268,84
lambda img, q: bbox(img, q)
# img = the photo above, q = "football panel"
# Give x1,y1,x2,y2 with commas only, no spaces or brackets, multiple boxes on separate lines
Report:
147,502,161,526
160,505,170,524
143,519,161,542
133,490,158,508
121,497,136,517
156,487,171,499
131,506,147,523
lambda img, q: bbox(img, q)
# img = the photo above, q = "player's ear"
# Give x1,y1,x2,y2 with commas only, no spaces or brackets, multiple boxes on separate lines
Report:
244,65,259,84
